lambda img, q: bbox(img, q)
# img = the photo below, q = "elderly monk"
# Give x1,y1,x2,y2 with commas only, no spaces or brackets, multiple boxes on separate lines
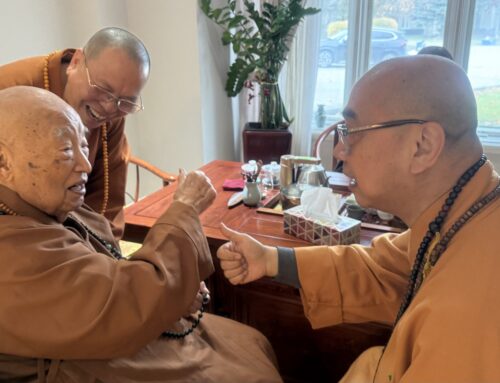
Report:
217,55,500,382
0,86,281,382
0,26,149,240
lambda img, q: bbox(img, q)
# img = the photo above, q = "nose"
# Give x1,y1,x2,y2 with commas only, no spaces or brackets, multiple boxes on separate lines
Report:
100,99,120,116
333,137,348,162
75,148,92,174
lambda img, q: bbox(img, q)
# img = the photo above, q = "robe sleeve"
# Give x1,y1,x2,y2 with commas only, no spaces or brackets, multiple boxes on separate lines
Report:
0,201,214,360
84,118,128,241
295,231,411,329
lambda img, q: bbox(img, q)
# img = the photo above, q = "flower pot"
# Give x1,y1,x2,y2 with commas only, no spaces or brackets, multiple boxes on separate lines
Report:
242,123,292,164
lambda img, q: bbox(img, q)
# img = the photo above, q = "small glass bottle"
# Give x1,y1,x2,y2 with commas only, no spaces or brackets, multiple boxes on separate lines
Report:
243,180,261,207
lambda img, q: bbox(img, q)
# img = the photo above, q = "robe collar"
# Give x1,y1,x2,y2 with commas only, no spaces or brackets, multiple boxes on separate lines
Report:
408,160,500,262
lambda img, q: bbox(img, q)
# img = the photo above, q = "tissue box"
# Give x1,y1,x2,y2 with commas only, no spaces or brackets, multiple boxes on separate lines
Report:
283,205,361,246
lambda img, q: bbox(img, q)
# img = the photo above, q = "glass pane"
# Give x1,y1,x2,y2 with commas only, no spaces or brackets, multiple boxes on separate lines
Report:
469,1,500,144
313,0,349,130
371,0,447,67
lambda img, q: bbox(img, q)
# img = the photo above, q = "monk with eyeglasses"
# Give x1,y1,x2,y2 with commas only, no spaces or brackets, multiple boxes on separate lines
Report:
217,55,500,382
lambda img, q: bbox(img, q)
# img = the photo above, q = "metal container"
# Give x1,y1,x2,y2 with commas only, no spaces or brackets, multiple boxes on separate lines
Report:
296,164,329,187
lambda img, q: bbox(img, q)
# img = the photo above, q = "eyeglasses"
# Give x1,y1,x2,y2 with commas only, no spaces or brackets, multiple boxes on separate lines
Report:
84,59,144,114
336,119,427,150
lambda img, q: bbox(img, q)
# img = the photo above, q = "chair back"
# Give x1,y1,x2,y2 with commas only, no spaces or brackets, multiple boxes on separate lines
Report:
313,121,341,170
127,155,177,203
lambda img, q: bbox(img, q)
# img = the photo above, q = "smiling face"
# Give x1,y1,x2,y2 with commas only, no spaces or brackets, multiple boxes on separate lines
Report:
9,99,92,221
63,47,148,130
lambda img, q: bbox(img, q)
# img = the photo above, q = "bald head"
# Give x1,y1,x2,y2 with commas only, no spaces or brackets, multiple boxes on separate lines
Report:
0,86,91,221
347,55,477,143
0,86,82,149
83,27,150,79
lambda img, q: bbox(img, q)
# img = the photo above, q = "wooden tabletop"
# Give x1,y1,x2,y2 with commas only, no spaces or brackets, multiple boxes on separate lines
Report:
123,160,392,382
124,160,382,247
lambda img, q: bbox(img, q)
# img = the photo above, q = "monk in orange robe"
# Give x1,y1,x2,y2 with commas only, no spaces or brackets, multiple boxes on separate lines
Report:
0,86,281,382
218,55,500,382
0,27,150,240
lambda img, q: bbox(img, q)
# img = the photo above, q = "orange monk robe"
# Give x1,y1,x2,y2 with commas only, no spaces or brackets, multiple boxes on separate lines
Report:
294,162,500,382
0,185,281,382
0,50,128,240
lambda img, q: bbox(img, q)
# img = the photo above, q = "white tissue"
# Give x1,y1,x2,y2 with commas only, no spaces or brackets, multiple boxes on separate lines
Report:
300,186,340,223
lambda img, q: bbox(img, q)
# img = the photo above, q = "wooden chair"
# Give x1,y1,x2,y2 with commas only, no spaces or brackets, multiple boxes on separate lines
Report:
313,120,342,170
127,155,177,203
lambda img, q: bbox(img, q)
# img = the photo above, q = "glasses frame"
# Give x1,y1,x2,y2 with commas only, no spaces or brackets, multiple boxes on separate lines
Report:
337,119,427,138
83,57,144,114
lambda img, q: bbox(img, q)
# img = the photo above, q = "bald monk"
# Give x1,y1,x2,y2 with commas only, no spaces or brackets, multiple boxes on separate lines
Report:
217,55,500,382
0,27,150,240
0,86,281,382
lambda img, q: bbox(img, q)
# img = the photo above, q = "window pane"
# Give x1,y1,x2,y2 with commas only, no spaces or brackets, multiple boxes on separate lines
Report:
469,1,500,145
371,0,447,67
313,0,348,130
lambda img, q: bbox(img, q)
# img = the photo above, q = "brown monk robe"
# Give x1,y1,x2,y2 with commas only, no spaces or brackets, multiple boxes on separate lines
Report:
0,87,281,382
0,27,150,240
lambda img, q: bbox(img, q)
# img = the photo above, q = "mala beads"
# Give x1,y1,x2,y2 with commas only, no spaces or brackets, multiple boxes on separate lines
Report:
68,214,122,260
0,202,17,216
43,52,110,215
394,154,488,325
161,299,208,340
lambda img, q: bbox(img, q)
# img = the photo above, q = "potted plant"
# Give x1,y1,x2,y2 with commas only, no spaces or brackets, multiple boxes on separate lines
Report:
200,0,320,162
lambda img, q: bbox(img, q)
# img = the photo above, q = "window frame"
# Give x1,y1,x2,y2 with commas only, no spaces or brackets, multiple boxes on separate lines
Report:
324,0,499,150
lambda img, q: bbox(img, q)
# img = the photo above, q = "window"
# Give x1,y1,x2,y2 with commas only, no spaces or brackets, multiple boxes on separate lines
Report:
313,0,348,131
469,0,500,146
311,0,500,149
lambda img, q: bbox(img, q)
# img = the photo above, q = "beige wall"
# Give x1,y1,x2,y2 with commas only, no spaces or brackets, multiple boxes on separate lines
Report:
0,0,232,200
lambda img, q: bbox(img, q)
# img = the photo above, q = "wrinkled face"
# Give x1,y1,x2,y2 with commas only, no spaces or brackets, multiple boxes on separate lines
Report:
12,110,91,221
333,84,413,212
64,47,147,130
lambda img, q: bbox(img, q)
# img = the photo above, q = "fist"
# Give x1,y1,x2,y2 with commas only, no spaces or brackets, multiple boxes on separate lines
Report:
173,169,216,214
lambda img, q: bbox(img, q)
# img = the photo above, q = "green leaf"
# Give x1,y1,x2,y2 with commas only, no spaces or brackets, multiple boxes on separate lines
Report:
221,30,232,45
226,59,256,97
199,0,322,124
227,15,246,29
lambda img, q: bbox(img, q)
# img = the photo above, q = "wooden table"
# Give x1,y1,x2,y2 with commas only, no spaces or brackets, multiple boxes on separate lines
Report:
124,160,391,383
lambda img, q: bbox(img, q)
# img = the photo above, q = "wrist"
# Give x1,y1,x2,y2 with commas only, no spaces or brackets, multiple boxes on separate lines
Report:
264,246,278,277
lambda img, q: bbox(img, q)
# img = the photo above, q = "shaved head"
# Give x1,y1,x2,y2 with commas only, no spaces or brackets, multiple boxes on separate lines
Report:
0,86,91,221
337,55,483,223
84,27,150,79
347,55,477,144
0,86,83,149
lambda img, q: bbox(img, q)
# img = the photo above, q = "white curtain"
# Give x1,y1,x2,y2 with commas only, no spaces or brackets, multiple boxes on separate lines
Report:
282,0,322,155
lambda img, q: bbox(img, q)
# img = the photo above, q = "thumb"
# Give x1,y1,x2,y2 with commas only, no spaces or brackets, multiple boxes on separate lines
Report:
177,168,186,185
220,223,241,241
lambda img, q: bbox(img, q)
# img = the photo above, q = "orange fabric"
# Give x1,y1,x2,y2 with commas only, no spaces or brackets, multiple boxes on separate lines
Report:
295,162,500,382
0,50,127,240
0,186,281,382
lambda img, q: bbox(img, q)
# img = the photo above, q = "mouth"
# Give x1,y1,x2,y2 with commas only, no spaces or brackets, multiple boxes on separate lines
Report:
68,179,87,196
85,105,106,124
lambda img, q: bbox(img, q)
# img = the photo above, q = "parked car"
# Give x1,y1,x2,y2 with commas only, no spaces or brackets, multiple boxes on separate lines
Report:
319,28,407,67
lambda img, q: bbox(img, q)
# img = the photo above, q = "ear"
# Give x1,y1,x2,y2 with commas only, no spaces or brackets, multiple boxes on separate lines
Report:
66,48,84,74
409,122,445,175
0,143,14,183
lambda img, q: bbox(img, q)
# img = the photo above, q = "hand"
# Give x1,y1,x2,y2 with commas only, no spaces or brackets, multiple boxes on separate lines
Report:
217,223,278,285
173,169,216,214
184,281,210,317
